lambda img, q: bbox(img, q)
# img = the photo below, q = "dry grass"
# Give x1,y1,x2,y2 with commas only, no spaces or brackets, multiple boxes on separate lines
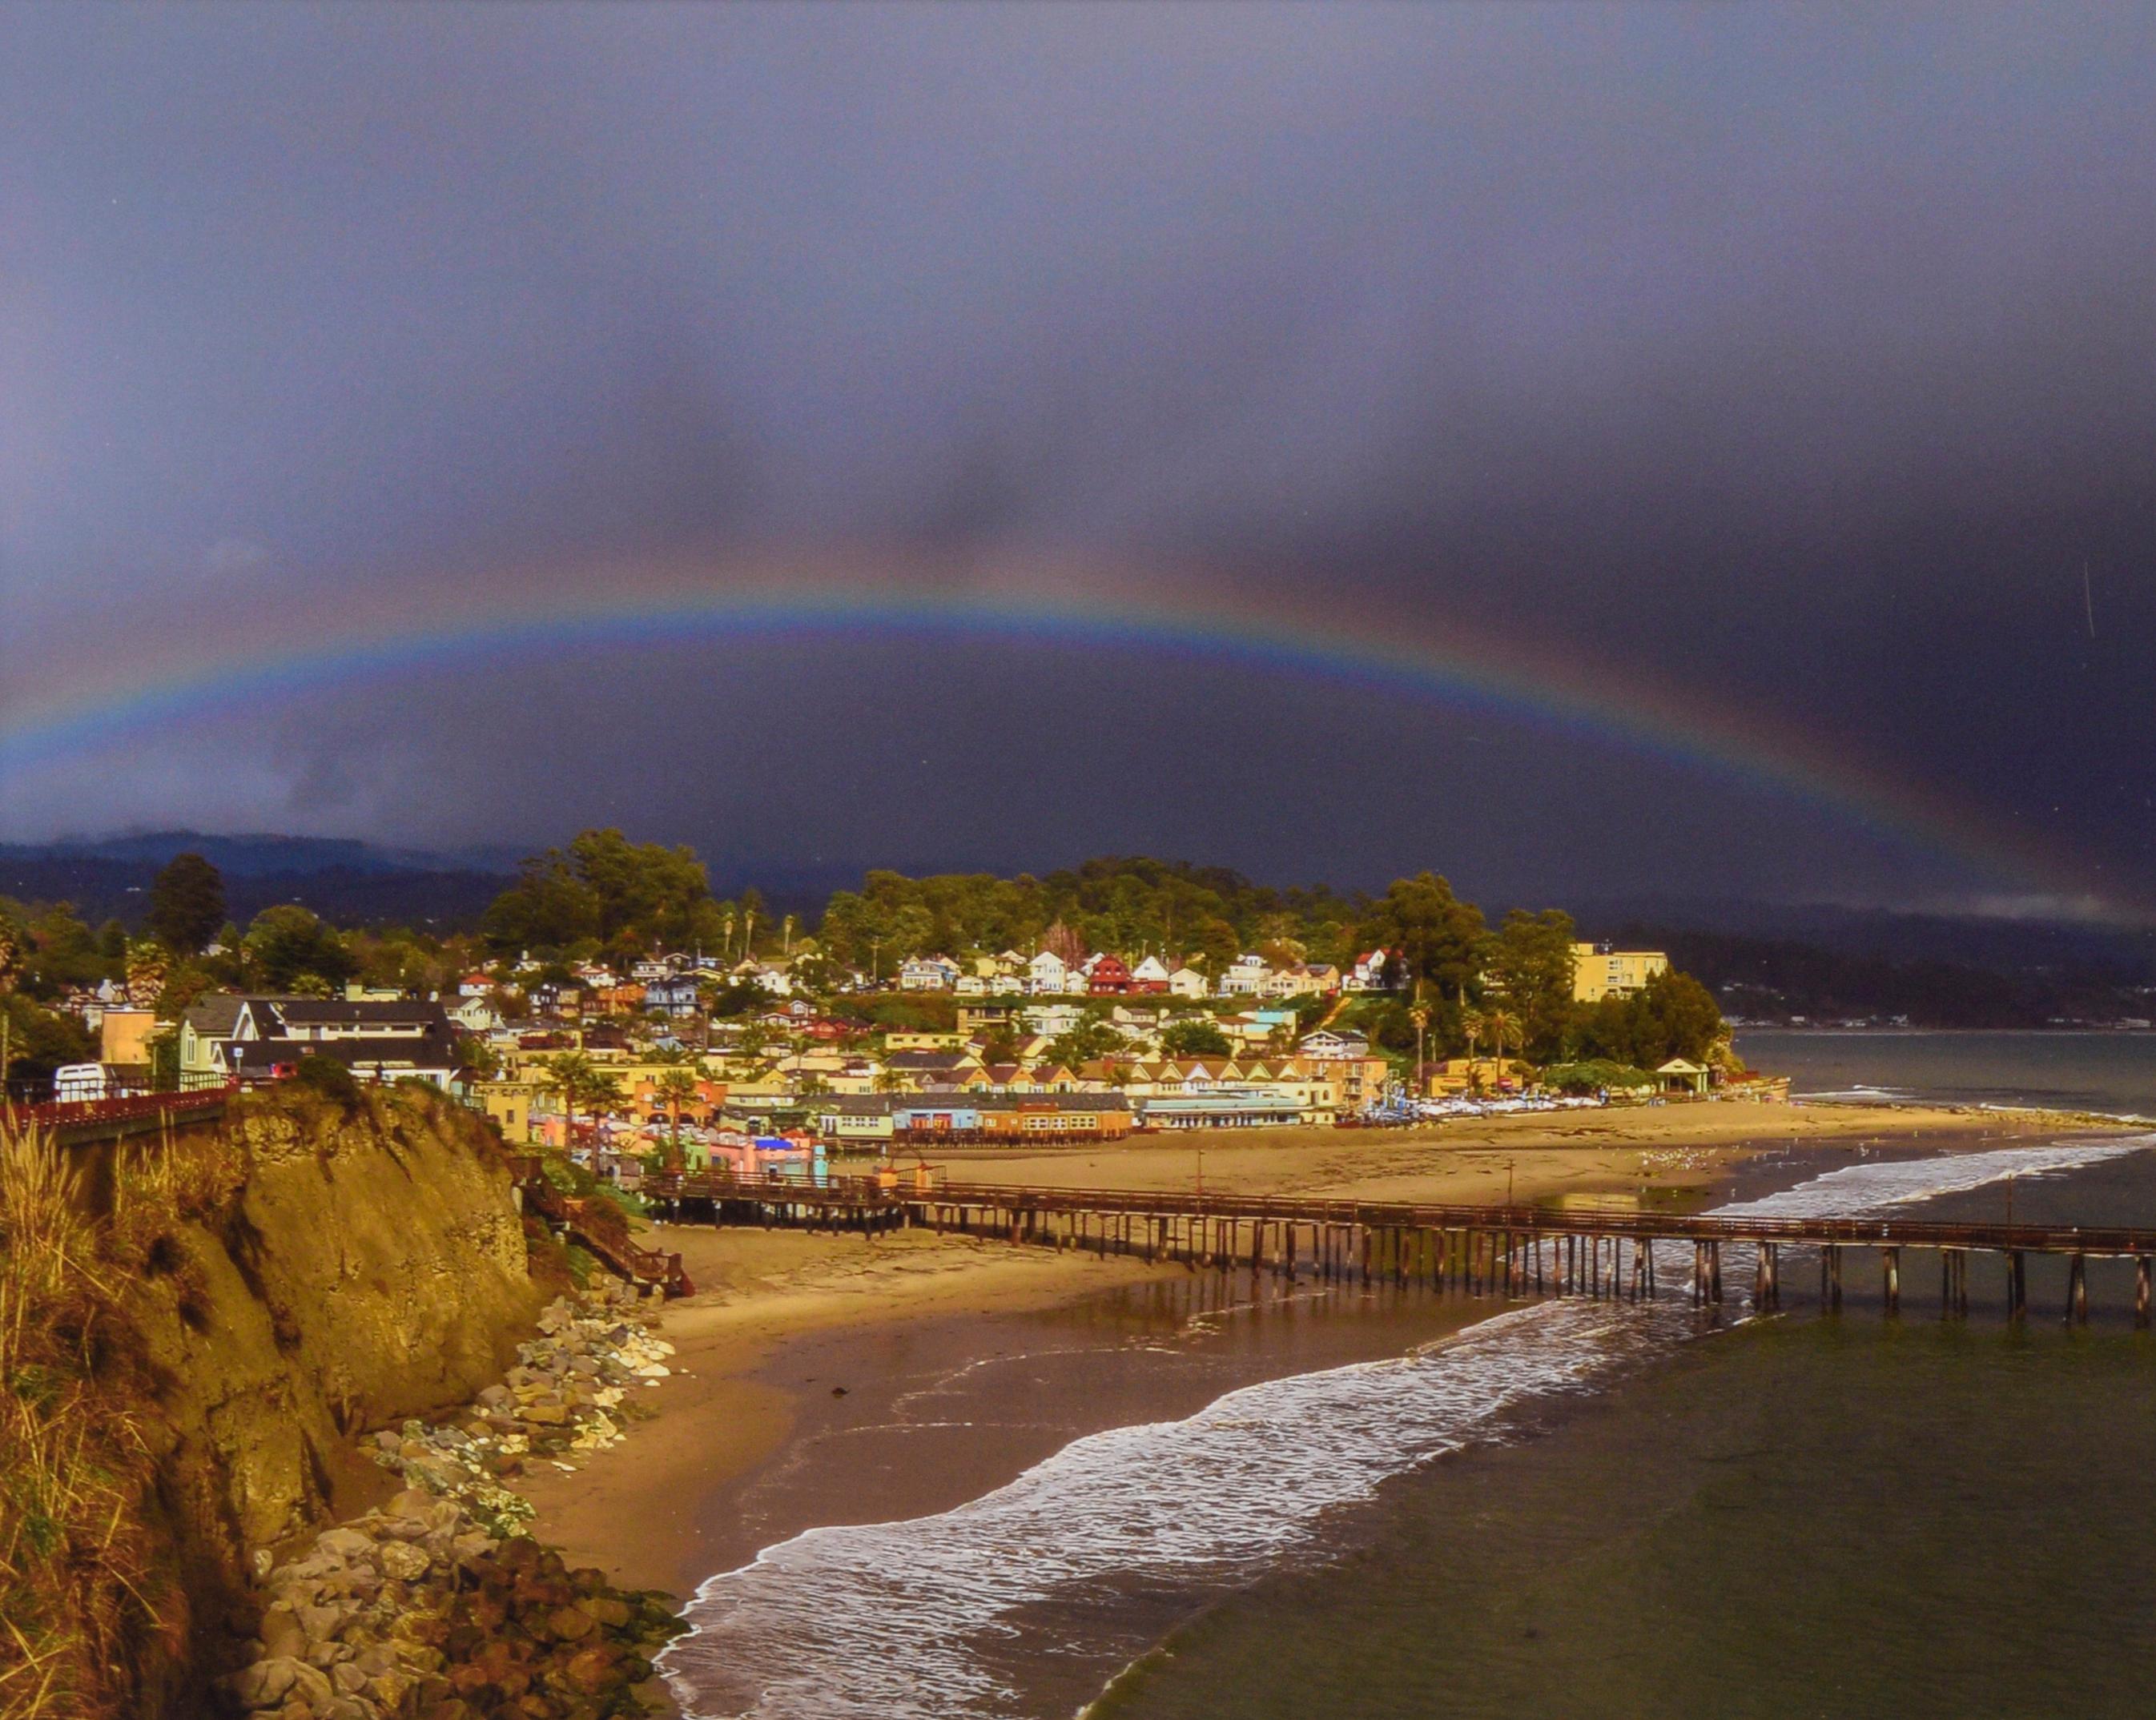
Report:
0,1122,221,1719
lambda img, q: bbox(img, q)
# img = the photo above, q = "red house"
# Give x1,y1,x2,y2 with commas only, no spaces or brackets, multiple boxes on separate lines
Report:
1088,954,1135,995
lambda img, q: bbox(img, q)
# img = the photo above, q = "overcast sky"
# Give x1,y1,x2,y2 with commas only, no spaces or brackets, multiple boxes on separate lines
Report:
2,3,2150,912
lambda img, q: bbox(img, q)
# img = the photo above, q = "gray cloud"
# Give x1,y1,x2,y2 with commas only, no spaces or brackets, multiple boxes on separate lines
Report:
2,2,2150,903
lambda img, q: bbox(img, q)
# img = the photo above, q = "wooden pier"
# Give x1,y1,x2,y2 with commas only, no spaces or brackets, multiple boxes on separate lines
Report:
644,1172,2156,1326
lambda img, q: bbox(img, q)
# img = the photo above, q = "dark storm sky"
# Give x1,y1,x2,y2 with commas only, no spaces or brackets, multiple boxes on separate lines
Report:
2,3,2151,913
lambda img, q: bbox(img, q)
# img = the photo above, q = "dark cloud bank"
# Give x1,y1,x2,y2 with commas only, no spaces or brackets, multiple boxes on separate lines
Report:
2,3,2151,912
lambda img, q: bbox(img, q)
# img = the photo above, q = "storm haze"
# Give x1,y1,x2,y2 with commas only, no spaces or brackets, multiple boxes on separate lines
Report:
2,3,2150,913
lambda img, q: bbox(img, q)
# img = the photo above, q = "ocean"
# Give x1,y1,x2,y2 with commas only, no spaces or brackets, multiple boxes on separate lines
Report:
662,1035,2156,1719
1737,1027,2156,1117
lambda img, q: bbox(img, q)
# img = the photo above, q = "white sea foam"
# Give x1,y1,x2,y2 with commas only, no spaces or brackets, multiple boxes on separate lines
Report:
662,1137,2150,1719
1712,1135,2149,1220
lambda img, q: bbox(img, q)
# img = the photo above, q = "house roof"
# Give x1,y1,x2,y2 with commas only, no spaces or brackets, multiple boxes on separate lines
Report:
183,995,249,1037
884,1050,974,1071
228,1027,461,1075
276,999,452,1028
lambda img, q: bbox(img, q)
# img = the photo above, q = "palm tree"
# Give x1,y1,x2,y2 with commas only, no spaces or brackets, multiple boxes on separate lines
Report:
1459,1008,1486,1074
545,1051,621,1151
1482,1009,1519,1089
1408,1001,1431,1093
651,1067,701,1172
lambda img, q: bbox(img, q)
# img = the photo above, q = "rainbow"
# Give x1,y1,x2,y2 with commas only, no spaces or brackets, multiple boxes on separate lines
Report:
0,572,2115,914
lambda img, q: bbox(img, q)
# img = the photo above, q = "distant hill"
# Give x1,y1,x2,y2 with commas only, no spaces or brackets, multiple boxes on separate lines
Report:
1569,895,2156,977
2,830,521,878
0,831,517,928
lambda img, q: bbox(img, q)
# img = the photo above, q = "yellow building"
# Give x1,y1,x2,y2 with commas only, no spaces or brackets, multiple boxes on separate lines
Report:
99,1007,159,1069
1571,942,1669,1003
885,1031,967,1052
472,1079,542,1143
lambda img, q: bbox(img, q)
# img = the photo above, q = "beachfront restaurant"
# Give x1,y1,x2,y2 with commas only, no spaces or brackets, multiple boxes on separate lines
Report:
1135,1088,1309,1129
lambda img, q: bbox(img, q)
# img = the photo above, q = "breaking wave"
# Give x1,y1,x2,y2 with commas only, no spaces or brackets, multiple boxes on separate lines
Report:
662,1136,2146,1719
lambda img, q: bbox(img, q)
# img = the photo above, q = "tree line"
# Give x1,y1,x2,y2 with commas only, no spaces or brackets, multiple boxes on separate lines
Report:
1,834,1732,1091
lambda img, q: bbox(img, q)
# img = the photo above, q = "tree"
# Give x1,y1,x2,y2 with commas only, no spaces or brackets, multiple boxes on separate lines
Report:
702,977,772,1019
1368,873,1487,998
1640,971,1724,1063
1482,1008,1520,1084
1486,909,1577,1063
482,829,714,954
651,1067,702,1171
123,938,169,1008
545,1051,621,1147
1,992,95,1095
1160,1019,1232,1059
147,852,227,954
1047,1020,1124,1069
243,906,355,992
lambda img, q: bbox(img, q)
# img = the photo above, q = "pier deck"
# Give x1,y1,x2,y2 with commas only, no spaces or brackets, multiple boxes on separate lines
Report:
638,1172,2156,1324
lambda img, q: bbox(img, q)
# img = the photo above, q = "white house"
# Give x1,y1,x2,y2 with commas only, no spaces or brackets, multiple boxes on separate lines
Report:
1168,966,1210,999
1348,949,1392,991
1027,950,1071,995
1217,955,1271,998
1130,955,1171,989
1022,1002,1089,1039
447,995,502,1034
899,955,959,992
1298,1028,1372,1060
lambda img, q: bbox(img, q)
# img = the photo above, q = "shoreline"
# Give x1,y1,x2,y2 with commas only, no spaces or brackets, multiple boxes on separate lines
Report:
513,1102,2109,1589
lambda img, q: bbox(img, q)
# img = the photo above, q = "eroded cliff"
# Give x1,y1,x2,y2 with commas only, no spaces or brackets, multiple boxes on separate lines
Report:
2,1085,546,1716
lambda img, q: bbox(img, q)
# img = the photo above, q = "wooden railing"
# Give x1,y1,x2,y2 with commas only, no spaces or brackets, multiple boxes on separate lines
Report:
513,1159,692,1296
646,1171,2156,1260
3,1084,235,1142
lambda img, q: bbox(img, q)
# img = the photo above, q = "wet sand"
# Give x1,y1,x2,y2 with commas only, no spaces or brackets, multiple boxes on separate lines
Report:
517,1102,2117,1602
514,1227,1172,1595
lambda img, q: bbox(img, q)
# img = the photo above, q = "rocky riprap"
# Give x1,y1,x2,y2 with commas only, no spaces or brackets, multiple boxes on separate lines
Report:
365,1281,679,1530
226,1282,687,1719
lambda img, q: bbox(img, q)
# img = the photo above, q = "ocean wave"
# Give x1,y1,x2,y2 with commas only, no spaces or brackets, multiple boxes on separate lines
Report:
661,1136,2149,1719
1715,1136,2148,1219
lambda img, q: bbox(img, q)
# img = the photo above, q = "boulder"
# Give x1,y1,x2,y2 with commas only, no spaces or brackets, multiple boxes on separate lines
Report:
258,1607,308,1662
231,1657,300,1710
378,1542,431,1582
545,1604,596,1642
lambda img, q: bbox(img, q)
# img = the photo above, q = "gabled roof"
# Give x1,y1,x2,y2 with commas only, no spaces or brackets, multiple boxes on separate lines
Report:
276,998,452,1028
183,995,249,1037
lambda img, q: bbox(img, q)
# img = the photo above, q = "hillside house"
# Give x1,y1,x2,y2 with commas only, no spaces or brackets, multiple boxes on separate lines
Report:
1087,954,1135,995
1348,950,1394,991
899,955,960,991
1128,955,1172,994
180,995,461,1090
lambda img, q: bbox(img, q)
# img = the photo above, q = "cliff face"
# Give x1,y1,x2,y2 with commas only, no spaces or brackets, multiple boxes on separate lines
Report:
126,1088,544,1702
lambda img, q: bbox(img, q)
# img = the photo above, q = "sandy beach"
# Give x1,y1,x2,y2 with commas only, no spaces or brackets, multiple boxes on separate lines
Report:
517,1100,2122,1603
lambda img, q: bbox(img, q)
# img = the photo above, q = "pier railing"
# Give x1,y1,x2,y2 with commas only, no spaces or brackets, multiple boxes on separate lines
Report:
642,1171,2156,1324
